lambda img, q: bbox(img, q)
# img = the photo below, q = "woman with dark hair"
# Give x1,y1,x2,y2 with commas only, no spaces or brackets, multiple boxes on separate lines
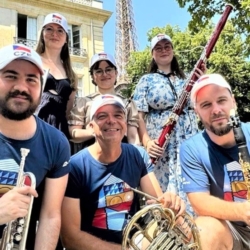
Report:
35,13,77,139
68,52,140,152
133,34,205,215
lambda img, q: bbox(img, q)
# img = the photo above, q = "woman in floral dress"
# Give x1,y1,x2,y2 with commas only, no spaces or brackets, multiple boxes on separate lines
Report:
133,34,205,215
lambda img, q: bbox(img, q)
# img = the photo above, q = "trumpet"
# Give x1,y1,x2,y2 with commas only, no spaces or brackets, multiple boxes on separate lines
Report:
0,148,36,250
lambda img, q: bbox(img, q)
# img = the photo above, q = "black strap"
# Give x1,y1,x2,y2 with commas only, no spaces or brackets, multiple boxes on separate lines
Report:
157,70,178,100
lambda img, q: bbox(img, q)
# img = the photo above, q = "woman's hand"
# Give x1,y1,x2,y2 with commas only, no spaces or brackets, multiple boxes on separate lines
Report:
194,63,207,78
145,139,164,158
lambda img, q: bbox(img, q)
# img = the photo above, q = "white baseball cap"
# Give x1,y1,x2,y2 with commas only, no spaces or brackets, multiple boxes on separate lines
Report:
0,44,44,75
190,73,232,104
43,13,68,33
151,34,172,50
90,52,117,68
90,94,126,120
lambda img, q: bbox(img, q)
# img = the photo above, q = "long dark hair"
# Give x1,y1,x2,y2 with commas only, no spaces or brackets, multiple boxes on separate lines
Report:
89,60,117,86
36,29,77,90
148,55,186,79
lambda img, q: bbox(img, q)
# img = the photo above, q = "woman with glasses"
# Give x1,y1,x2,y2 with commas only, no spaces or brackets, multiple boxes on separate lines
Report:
133,34,205,215
68,52,140,153
35,13,77,140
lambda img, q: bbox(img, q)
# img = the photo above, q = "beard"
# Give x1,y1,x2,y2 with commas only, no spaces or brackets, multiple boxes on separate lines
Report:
201,114,232,136
0,90,40,121
209,123,232,136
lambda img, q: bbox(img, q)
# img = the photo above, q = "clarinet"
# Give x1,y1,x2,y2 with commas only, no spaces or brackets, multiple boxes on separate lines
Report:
229,110,250,200
152,4,234,163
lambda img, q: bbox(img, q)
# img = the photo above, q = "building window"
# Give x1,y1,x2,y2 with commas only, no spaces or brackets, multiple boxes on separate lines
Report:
77,78,84,97
18,14,27,39
68,24,82,56
17,14,37,41
73,26,80,49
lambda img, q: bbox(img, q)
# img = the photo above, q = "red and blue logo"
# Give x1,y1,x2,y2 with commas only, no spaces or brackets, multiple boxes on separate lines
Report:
101,95,115,100
13,45,31,53
157,34,166,41
98,53,108,59
52,14,62,20
197,76,209,84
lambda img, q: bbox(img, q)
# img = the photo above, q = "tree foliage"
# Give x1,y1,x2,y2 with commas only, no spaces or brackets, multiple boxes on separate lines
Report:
125,22,250,121
175,0,250,55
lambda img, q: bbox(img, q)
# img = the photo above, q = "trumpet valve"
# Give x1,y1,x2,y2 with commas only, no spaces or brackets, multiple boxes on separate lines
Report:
14,233,22,242
18,218,25,225
16,226,23,234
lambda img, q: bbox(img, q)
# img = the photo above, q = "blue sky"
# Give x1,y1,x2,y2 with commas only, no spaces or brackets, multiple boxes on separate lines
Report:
103,0,191,55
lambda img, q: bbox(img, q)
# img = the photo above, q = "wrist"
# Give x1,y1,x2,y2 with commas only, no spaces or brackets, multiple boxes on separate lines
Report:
145,139,151,149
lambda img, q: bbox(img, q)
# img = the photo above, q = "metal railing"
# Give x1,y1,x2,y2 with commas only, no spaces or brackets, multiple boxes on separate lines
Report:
14,37,37,49
69,46,87,57
13,37,87,57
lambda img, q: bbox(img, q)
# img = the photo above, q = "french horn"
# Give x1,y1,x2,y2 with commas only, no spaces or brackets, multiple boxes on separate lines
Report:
122,203,201,250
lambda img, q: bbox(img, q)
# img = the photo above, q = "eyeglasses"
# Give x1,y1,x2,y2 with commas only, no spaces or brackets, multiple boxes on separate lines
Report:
43,27,66,36
154,44,172,53
93,67,116,76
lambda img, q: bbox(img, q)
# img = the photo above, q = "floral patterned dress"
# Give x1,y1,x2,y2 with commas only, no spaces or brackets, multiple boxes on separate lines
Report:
133,71,199,215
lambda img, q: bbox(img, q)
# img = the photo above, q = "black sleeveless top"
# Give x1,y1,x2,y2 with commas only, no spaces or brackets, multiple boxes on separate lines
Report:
36,73,73,139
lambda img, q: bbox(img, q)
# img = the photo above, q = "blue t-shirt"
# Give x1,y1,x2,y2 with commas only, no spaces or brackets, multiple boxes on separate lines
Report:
0,116,70,249
180,122,250,204
65,143,153,243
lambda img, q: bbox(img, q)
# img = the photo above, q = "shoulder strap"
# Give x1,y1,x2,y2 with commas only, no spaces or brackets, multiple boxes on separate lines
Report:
157,70,178,100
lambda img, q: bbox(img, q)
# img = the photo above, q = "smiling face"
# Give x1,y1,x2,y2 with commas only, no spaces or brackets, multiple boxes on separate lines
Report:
152,39,174,67
0,60,41,120
91,61,117,90
195,84,236,136
42,23,67,49
90,104,127,143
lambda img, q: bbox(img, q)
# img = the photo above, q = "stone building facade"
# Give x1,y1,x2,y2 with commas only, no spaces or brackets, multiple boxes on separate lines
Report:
0,0,111,95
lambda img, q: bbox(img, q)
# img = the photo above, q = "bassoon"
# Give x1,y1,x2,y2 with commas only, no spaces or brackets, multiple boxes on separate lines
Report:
152,4,234,163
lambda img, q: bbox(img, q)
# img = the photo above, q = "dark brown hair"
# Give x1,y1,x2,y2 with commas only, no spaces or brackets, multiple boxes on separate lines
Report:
36,29,78,90
148,55,186,79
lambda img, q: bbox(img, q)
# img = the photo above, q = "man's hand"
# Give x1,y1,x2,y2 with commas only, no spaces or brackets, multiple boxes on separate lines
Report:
146,191,185,216
0,186,38,225
159,192,185,216
240,201,250,226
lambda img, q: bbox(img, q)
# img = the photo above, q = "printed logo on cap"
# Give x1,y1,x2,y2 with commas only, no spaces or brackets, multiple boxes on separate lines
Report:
157,34,167,41
197,76,209,84
13,45,31,57
98,53,108,60
52,14,62,24
101,95,115,99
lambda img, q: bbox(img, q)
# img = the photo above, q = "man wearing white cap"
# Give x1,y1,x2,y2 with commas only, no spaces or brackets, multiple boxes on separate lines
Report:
180,73,250,249
0,44,70,249
61,94,185,249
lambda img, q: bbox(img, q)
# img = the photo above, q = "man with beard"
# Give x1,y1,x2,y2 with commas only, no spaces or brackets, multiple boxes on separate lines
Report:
0,44,70,250
180,73,250,250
